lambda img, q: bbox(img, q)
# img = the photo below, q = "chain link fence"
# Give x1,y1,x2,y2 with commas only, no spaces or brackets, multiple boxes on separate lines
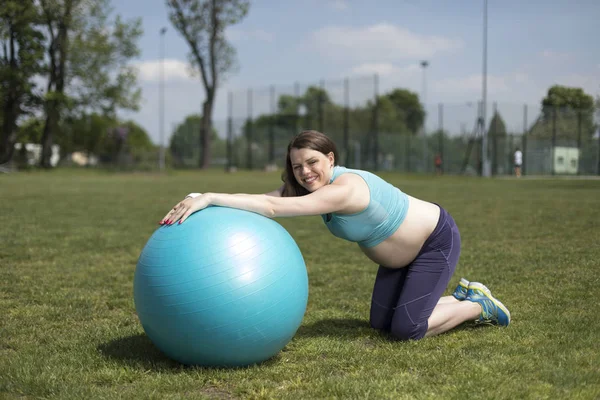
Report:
93,74,598,176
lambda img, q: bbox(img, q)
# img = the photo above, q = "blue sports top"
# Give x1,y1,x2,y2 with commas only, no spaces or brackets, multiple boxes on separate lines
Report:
320,166,409,248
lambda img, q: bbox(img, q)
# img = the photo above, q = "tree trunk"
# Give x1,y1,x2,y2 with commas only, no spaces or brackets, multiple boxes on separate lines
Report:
40,106,58,168
0,100,18,165
40,0,72,168
200,97,213,169
0,23,19,165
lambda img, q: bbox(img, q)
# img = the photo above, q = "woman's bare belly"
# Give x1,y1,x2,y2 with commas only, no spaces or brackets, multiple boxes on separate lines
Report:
359,196,441,268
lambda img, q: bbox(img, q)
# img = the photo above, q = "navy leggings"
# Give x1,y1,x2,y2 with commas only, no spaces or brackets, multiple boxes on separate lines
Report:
369,206,461,340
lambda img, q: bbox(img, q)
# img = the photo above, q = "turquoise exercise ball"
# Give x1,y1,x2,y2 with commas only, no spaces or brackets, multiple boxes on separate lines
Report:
134,206,309,367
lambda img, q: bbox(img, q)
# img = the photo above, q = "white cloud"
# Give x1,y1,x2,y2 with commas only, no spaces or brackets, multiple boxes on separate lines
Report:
329,0,349,11
310,23,463,62
434,74,513,95
540,50,572,61
348,62,420,78
226,28,274,43
133,59,194,82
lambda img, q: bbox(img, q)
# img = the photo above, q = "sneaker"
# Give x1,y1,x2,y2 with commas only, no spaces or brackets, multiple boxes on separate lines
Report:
452,278,470,300
466,282,511,326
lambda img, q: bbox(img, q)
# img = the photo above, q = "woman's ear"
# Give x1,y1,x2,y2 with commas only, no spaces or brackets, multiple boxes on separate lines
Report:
328,152,335,167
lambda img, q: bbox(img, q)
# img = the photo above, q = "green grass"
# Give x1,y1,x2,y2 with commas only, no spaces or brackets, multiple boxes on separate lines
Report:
1,169,599,399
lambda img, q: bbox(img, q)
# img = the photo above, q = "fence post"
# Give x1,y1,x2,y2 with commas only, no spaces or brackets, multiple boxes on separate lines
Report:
226,91,233,172
492,102,498,175
438,103,444,174
344,78,349,166
246,88,253,170
551,106,557,175
576,110,582,175
319,79,325,132
373,73,379,171
522,104,528,176
406,134,410,173
269,85,275,165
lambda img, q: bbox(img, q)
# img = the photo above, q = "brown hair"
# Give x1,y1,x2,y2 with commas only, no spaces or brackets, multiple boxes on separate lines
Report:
281,130,338,197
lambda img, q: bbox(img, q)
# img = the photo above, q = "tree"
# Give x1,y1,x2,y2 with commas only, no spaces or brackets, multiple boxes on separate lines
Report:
487,110,507,175
38,0,143,168
39,0,77,168
167,0,249,169
169,114,222,167
542,85,595,111
0,1,45,165
530,85,596,140
384,89,425,135
69,0,143,117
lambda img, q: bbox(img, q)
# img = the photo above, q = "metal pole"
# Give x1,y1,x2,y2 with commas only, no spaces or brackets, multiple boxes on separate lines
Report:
439,103,444,174
522,104,528,176
481,0,490,177
420,60,429,172
319,79,325,132
420,61,429,108
576,110,582,175
552,107,557,175
344,78,349,166
373,73,379,171
226,91,233,172
247,88,253,170
159,27,167,171
269,85,275,165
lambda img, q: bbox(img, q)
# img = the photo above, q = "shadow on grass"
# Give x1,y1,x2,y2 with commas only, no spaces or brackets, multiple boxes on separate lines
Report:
97,334,285,371
296,318,373,339
295,317,491,341
97,334,182,371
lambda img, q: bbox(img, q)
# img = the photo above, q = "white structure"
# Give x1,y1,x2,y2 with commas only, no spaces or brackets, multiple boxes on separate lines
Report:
14,143,61,167
553,146,579,175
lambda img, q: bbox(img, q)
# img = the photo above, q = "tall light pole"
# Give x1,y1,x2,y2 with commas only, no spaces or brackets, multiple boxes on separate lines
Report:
481,0,490,177
420,60,429,110
159,27,167,171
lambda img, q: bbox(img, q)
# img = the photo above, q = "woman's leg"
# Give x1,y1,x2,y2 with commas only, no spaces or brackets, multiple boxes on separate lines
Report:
369,265,409,332
437,296,460,305
425,301,481,337
388,209,468,340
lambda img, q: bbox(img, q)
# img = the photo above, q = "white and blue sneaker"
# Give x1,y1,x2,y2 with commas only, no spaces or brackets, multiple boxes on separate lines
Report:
452,278,470,300
466,282,511,327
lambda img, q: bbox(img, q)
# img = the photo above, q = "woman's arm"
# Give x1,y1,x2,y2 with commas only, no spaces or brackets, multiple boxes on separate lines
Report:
164,181,354,224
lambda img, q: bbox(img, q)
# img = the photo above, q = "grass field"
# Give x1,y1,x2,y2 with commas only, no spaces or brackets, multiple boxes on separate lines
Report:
1,169,599,399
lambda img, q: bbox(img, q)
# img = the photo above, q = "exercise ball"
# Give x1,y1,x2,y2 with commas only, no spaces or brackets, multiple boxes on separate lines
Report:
134,206,309,367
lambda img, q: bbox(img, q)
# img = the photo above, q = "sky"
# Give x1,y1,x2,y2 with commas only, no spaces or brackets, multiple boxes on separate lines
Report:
113,0,600,143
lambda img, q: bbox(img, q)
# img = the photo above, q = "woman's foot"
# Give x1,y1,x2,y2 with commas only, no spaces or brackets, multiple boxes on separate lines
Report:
465,282,511,326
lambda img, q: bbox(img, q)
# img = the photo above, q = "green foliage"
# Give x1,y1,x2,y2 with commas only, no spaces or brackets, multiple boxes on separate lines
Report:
488,110,507,137
542,85,595,110
0,0,45,162
69,0,143,115
16,117,44,144
385,88,425,134
169,114,223,167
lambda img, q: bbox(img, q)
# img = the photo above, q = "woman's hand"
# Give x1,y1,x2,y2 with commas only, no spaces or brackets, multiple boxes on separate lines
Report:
160,194,211,225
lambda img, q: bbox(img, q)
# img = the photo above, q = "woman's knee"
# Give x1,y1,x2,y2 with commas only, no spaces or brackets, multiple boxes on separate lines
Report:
390,320,427,341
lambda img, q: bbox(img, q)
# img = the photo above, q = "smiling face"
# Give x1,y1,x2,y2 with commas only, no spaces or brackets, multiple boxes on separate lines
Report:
289,147,334,192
